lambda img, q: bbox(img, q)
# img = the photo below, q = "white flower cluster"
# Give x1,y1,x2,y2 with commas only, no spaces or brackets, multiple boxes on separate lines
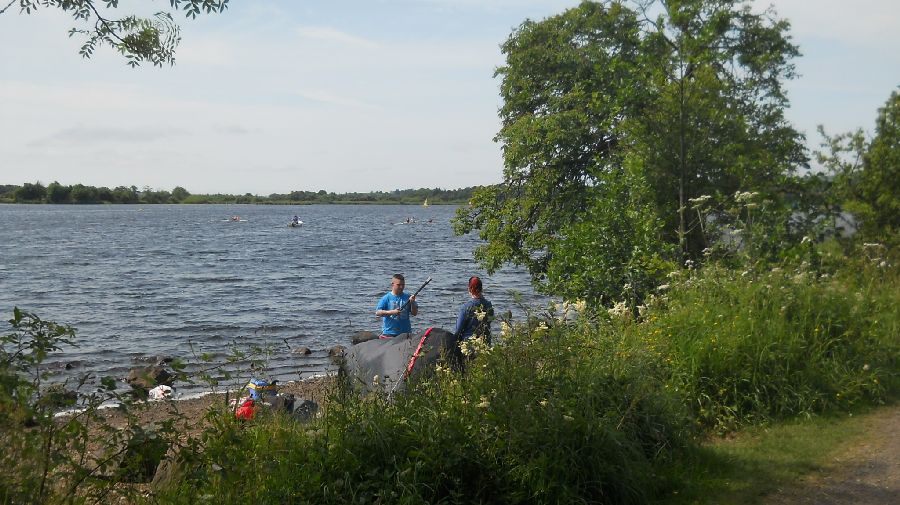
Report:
734,190,759,203
688,194,713,208
460,335,490,357
607,300,630,319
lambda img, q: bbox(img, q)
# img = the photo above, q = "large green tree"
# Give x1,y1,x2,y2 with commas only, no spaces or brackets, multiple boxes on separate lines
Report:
454,0,805,305
2,0,229,66
817,88,900,243
860,89,900,238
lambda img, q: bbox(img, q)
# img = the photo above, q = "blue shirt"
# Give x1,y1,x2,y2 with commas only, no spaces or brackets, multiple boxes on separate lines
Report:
377,292,414,336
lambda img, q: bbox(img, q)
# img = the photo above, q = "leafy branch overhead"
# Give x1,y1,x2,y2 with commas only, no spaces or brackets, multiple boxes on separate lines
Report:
4,0,229,66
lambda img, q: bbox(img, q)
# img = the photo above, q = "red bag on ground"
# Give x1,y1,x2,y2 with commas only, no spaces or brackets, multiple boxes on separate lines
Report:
235,398,255,420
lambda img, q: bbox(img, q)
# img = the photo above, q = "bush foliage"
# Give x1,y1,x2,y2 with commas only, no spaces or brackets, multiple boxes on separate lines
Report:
151,255,898,504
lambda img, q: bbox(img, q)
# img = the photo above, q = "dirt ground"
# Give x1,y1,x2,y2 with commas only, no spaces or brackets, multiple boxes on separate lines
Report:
95,375,336,437
762,404,900,505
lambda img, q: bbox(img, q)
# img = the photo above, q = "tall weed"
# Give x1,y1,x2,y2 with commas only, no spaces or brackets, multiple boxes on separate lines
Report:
159,311,688,504
636,260,898,432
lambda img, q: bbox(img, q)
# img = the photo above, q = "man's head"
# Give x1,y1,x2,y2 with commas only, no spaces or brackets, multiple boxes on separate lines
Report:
391,274,405,295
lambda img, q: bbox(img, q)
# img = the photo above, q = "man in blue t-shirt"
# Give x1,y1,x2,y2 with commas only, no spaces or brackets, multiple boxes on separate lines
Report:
375,273,419,337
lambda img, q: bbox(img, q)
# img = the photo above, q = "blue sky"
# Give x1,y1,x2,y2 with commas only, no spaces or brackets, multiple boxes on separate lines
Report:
1,0,898,195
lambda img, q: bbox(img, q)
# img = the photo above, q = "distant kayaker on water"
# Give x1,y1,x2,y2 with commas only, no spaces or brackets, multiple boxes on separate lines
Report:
375,274,418,338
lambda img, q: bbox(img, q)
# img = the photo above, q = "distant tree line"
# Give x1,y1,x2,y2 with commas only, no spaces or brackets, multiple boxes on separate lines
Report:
0,182,477,205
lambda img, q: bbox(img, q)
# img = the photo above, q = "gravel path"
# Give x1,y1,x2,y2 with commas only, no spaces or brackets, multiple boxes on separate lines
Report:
762,405,900,505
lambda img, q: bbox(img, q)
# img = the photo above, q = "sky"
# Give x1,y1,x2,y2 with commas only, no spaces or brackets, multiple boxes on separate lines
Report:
1,0,898,195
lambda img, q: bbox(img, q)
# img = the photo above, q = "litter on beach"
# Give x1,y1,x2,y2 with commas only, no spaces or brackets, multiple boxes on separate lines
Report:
148,384,174,400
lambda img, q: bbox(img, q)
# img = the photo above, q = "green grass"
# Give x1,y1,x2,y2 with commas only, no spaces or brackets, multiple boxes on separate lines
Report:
654,407,886,505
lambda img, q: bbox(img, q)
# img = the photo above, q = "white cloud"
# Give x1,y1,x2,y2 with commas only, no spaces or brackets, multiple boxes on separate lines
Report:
295,26,381,49
290,88,382,110
30,126,185,146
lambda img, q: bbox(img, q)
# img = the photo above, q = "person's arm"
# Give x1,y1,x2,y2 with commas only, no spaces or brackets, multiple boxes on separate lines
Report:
454,303,468,338
375,296,398,317
409,294,418,316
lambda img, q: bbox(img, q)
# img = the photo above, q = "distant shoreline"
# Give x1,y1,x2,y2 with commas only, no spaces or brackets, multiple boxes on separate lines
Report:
0,183,479,206
0,201,464,205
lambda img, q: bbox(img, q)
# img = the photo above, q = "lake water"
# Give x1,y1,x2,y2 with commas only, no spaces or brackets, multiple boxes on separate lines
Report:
0,204,544,394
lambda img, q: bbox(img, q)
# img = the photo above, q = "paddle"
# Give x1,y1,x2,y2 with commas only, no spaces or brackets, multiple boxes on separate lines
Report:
396,276,432,314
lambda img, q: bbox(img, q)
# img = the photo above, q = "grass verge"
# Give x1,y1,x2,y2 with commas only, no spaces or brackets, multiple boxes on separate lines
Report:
654,405,893,504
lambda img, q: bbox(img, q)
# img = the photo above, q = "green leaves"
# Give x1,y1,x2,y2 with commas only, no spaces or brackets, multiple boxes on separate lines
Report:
814,88,900,245
12,0,229,66
455,0,805,305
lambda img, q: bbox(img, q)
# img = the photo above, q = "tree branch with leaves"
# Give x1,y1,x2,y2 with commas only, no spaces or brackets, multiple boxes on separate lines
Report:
4,0,229,66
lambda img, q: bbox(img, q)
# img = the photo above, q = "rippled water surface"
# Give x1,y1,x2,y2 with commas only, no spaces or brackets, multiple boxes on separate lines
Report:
0,204,543,392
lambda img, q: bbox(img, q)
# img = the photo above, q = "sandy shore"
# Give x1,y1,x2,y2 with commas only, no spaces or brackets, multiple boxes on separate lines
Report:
94,374,338,437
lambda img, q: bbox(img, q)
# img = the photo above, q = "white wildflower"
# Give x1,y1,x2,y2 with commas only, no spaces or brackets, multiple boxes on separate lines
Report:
477,396,490,409
500,321,512,337
862,364,870,371
608,301,630,319
734,191,759,203
688,194,712,207
372,375,380,386
469,336,490,355
563,415,574,422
